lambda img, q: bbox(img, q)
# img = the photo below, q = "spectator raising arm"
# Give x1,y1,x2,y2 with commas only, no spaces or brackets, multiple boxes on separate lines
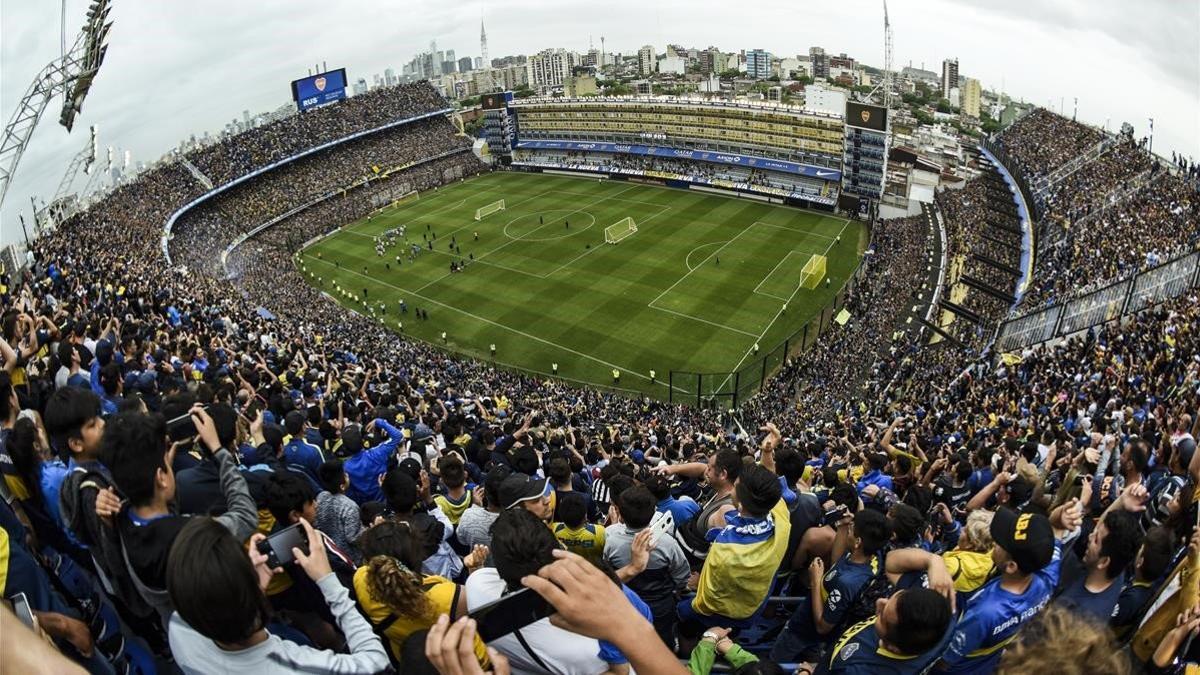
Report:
522,549,689,675
193,405,259,542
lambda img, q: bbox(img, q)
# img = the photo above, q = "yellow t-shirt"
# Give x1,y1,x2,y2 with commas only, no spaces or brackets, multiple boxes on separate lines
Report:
552,523,606,566
942,549,995,595
693,498,792,619
353,567,487,665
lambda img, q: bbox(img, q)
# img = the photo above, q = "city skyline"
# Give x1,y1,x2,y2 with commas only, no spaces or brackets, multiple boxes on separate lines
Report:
1,0,1195,244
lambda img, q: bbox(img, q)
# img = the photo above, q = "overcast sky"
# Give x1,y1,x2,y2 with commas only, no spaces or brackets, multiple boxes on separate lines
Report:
1,0,1196,247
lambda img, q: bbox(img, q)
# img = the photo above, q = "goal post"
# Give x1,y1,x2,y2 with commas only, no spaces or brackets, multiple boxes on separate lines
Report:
604,217,638,244
475,199,506,220
800,254,827,289
379,190,417,214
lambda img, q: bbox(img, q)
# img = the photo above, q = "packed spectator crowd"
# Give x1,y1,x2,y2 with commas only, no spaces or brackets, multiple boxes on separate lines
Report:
1020,170,1198,309
782,215,931,422
513,151,829,200
172,117,471,277
1170,151,1200,190
1035,137,1152,227
186,85,450,187
989,109,1199,311
992,108,1106,183
1,88,1198,675
933,164,1023,350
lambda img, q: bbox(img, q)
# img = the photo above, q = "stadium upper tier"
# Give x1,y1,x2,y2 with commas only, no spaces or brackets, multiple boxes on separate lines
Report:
160,83,459,264
509,97,844,164
502,96,846,206
988,107,1197,312
169,115,472,277
184,83,452,189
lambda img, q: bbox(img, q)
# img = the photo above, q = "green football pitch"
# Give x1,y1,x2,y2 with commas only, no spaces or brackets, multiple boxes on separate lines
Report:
298,171,865,400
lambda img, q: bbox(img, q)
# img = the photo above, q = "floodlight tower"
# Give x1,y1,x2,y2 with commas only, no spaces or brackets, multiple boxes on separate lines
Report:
0,0,113,211
53,124,99,203
80,144,113,202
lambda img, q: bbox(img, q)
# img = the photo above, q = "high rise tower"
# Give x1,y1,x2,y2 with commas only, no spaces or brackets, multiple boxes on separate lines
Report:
479,12,492,92
480,21,488,69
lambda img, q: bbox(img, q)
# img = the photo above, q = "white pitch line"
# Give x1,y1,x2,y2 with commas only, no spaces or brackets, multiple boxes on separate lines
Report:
752,248,826,299
302,254,657,383
543,204,674,277
407,184,571,293
478,184,638,263
714,219,853,393
753,250,804,297
423,248,546,280
647,218,760,308
648,304,759,338
348,196,471,234
684,241,727,272
534,189,668,208
751,220,839,240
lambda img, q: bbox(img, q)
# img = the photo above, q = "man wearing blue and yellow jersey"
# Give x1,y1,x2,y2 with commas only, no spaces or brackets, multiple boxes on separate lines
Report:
679,464,791,632
433,454,474,525
885,500,1082,674
772,508,890,662
554,492,606,566
815,588,954,674
283,410,325,482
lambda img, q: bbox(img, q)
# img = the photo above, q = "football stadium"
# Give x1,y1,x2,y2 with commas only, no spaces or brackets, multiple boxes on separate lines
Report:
1,2,1198,674
300,171,864,400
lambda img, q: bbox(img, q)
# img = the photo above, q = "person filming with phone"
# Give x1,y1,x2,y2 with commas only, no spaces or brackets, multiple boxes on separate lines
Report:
94,405,259,625
166,516,389,674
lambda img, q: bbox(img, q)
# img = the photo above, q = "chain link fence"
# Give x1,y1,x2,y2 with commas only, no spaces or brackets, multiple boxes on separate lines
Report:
669,252,870,409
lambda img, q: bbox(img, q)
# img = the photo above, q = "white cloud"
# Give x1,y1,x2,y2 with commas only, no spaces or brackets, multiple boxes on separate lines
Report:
1,0,1195,245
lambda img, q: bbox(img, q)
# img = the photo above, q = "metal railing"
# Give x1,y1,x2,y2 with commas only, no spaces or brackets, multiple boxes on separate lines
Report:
1029,137,1110,195
995,250,1200,352
668,246,872,409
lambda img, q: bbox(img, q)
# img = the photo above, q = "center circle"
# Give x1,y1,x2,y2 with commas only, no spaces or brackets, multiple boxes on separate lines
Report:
503,210,597,241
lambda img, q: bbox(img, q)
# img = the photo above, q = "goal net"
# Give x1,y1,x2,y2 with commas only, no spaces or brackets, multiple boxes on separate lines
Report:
604,217,638,244
369,186,415,210
800,254,827,289
475,200,506,220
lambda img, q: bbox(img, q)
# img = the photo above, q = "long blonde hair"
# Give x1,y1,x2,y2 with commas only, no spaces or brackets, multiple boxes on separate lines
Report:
960,510,995,553
360,520,432,620
365,555,432,621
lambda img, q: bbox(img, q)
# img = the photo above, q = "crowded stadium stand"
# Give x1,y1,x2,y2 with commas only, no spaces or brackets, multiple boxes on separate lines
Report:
2,73,1199,675
985,108,1198,316
502,97,845,207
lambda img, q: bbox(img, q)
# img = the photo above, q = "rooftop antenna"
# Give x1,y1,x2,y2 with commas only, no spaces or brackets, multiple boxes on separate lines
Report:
867,0,894,107
882,0,893,108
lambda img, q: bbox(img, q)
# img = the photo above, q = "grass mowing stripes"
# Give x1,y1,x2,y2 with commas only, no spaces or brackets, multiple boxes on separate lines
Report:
299,172,865,400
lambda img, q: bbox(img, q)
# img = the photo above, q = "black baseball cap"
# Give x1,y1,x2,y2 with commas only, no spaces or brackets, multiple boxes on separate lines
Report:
397,456,424,482
990,507,1054,575
498,474,550,510
336,427,363,458
1004,476,1033,509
